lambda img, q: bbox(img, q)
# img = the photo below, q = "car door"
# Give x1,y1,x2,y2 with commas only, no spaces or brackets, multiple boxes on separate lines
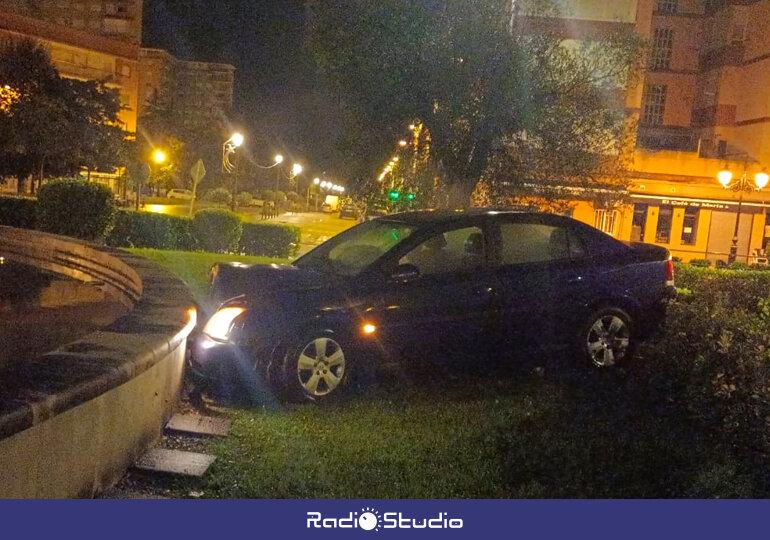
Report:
490,215,593,348
369,219,498,361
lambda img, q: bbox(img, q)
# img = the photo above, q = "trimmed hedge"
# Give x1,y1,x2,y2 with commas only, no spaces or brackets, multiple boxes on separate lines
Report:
641,269,770,487
0,196,37,229
192,209,242,253
106,211,195,250
204,188,232,206
37,179,117,241
0,192,299,257
241,222,301,258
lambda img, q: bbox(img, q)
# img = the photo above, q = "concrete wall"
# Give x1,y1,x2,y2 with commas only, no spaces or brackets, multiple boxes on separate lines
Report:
0,227,196,498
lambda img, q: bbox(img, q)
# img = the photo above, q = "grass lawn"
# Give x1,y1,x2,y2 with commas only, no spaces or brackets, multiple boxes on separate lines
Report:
126,248,289,304
129,249,762,499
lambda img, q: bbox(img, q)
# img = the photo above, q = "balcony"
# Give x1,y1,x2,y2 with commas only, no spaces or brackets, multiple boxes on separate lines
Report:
636,125,699,152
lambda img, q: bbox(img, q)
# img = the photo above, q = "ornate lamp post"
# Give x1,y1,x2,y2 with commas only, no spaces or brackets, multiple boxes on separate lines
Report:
222,133,244,211
718,165,769,264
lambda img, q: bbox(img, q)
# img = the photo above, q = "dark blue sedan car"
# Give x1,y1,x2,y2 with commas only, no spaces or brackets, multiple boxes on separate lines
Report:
191,209,675,402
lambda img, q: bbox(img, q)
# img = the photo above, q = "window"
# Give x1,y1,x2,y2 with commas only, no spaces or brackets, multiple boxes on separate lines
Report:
642,85,667,125
656,205,674,243
650,28,674,70
594,209,619,236
296,220,415,277
497,223,581,266
657,0,678,14
399,227,484,276
631,204,648,242
681,206,699,245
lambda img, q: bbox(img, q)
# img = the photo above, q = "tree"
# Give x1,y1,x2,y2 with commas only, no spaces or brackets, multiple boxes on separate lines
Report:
139,64,229,192
308,0,643,207
0,39,129,193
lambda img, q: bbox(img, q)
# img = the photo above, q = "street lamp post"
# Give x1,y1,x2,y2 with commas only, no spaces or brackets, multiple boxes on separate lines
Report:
222,133,244,211
307,177,321,210
718,165,769,264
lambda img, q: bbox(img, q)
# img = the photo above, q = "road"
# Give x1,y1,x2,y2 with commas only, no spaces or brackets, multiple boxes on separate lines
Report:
267,212,357,254
142,204,358,256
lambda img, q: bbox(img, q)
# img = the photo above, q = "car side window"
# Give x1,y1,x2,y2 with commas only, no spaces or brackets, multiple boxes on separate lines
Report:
399,226,485,276
498,223,577,265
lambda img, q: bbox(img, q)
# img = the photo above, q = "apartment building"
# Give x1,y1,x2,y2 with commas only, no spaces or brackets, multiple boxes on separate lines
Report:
0,0,142,44
0,8,140,132
522,0,770,263
138,48,235,132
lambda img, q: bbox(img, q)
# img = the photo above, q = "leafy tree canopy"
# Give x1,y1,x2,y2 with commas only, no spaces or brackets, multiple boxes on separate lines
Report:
0,39,128,193
308,0,643,207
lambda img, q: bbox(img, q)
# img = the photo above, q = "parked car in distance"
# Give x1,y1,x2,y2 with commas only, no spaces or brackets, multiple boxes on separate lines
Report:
339,203,358,220
192,209,676,403
321,202,333,213
364,203,388,221
167,188,194,199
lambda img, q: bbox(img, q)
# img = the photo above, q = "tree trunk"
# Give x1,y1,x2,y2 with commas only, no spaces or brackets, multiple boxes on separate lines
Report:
444,181,475,209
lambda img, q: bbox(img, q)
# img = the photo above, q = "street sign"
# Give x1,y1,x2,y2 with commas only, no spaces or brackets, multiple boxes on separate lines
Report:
190,159,206,185
189,158,206,216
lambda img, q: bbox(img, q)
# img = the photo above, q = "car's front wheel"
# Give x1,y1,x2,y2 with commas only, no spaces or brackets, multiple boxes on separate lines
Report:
579,307,632,368
278,333,350,402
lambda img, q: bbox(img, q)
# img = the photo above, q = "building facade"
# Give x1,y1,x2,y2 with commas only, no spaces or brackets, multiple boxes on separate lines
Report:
0,0,142,44
0,8,140,132
525,0,770,263
138,48,235,132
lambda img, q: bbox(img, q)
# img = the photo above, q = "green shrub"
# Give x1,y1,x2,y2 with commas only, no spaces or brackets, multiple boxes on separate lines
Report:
106,211,195,250
729,261,750,271
688,258,711,267
192,208,242,253
240,222,300,258
261,189,275,201
0,196,37,229
286,191,301,203
37,178,116,241
273,190,287,202
235,191,253,207
204,188,233,206
641,271,770,481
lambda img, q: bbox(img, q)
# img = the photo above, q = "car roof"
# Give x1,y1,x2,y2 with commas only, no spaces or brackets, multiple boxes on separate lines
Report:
380,207,533,226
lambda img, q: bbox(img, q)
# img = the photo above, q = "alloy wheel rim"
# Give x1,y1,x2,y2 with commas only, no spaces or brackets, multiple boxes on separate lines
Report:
297,337,345,396
586,315,630,367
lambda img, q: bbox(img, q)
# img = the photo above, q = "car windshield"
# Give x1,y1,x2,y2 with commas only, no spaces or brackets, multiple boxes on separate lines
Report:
294,220,416,276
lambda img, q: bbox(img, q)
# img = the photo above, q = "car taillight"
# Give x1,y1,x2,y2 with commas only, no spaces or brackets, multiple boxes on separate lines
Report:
666,256,675,287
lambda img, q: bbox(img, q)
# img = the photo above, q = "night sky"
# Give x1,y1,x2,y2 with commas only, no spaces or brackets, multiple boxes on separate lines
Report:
142,0,343,177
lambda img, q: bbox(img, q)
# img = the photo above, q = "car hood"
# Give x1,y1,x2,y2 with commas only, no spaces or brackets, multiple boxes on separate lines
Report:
210,262,337,304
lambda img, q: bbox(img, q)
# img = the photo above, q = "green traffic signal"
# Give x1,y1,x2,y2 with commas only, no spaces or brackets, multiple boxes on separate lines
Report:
388,191,401,200
406,193,415,201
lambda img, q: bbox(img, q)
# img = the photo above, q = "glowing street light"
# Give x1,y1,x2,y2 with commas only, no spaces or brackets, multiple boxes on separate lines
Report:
314,177,321,185
717,161,768,263
231,132,244,148
293,163,304,176
153,150,167,164
275,154,284,164
399,140,408,147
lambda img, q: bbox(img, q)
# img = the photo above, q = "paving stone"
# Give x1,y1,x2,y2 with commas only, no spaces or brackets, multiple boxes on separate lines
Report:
165,413,232,437
133,448,215,478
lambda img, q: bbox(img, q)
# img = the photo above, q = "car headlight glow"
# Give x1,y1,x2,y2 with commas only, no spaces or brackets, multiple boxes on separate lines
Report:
203,306,245,342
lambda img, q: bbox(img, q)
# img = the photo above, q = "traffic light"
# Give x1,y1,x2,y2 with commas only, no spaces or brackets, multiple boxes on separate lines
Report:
388,191,401,200
406,193,415,201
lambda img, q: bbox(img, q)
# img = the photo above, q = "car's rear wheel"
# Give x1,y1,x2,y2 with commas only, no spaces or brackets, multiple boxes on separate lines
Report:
279,333,350,402
580,307,632,367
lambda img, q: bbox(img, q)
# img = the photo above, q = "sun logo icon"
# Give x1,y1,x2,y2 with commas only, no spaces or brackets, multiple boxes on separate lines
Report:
358,507,382,531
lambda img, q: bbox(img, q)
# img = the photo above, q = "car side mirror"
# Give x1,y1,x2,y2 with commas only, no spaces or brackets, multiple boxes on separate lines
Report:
390,263,420,282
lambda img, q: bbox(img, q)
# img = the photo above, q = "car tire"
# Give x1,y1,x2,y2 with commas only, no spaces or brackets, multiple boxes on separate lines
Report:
578,307,633,368
277,331,351,402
